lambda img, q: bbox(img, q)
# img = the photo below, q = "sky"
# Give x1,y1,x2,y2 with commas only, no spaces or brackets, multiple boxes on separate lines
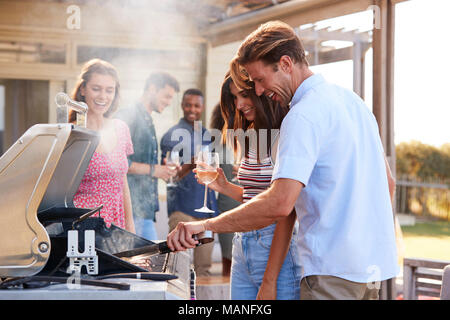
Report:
307,0,450,148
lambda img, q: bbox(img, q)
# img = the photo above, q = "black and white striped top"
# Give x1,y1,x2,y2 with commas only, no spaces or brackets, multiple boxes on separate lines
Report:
237,148,273,203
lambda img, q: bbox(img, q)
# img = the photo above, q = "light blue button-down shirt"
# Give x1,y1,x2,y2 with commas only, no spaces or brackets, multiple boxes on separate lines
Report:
272,74,399,283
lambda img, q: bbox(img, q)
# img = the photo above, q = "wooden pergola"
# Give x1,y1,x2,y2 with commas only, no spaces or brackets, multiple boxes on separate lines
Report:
296,25,371,98
201,0,402,173
0,0,401,171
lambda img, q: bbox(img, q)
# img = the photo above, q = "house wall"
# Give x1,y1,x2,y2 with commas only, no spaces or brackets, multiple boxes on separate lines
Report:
0,1,211,222
204,40,242,128
0,0,207,146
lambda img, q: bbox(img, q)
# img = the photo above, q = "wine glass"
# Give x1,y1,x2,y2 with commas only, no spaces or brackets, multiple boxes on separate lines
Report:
195,150,219,213
166,151,180,188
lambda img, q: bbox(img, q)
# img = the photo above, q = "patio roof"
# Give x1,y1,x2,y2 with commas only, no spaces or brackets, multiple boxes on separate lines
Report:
1,0,407,154
198,0,407,46
200,0,408,174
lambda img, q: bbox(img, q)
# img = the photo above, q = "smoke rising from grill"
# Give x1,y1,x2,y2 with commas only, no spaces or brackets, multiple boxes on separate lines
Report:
56,0,219,222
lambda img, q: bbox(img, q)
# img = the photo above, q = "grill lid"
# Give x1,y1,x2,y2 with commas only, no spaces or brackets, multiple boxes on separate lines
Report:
38,124,99,212
0,124,99,277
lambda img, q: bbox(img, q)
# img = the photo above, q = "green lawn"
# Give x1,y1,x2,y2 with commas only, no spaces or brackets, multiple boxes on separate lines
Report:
400,220,450,261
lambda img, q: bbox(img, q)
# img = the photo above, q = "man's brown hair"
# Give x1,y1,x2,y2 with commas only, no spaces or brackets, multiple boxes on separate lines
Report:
230,20,308,89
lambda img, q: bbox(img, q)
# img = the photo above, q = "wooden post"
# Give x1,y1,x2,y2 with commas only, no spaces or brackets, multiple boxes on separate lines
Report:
353,41,363,98
403,264,416,300
373,0,396,171
353,42,370,100
199,42,210,125
372,0,397,300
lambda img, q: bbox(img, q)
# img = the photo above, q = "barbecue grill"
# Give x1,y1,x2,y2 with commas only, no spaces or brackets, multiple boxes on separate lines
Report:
0,123,192,299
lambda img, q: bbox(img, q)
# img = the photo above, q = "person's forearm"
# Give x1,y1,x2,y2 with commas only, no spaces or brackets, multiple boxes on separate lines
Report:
123,178,135,233
204,186,287,233
166,180,302,252
384,154,396,206
124,201,135,233
218,180,244,203
262,210,296,282
177,163,195,180
128,161,150,175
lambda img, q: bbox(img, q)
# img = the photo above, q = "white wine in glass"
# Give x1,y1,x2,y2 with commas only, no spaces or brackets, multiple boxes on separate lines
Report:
195,151,219,214
197,170,219,185
166,151,180,187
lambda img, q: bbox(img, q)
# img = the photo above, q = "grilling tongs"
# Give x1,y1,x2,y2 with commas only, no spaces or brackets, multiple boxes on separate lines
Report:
113,231,214,259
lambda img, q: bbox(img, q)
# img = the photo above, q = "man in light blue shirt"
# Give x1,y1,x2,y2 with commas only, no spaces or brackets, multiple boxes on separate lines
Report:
167,21,399,300
270,73,399,292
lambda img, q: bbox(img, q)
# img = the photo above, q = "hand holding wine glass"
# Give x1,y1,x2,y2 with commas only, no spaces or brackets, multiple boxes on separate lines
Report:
194,167,228,193
195,150,219,214
166,151,180,187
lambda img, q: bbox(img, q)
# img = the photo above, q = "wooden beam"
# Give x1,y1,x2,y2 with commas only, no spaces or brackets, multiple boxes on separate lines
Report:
0,1,206,48
204,0,378,47
404,258,450,269
372,0,397,301
353,41,363,97
353,41,371,98
0,63,77,81
372,0,396,170
403,264,416,300
372,0,387,148
299,26,371,42
386,0,396,175
306,46,353,66
205,0,369,47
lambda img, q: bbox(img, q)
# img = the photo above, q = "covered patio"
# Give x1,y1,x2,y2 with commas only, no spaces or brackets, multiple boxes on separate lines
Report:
1,0,448,300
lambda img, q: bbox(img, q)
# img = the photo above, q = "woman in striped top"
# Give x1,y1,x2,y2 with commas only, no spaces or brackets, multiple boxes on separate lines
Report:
195,72,301,300
238,148,274,202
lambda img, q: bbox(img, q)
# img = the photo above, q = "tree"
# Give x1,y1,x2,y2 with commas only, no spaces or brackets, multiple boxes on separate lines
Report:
396,141,450,220
396,141,450,181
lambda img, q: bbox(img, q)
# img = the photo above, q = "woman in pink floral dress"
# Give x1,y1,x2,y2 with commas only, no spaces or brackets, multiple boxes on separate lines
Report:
70,59,135,232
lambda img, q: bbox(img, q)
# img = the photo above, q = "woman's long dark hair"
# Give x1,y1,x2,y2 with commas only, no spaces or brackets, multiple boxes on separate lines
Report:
220,72,288,161
210,103,226,135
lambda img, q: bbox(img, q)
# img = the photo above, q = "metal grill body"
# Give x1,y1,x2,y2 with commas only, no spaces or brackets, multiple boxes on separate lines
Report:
0,124,191,299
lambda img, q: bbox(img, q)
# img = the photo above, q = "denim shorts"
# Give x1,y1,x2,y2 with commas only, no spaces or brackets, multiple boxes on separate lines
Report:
230,223,302,300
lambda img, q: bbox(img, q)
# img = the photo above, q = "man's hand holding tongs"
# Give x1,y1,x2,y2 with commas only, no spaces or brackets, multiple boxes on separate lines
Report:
167,220,206,252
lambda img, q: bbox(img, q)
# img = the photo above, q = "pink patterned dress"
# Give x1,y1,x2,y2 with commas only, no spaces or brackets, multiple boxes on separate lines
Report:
74,119,133,228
